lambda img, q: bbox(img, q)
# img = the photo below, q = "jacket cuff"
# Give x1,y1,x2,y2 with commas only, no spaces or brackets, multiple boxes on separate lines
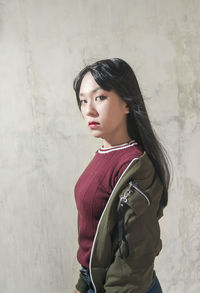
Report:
75,274,88,293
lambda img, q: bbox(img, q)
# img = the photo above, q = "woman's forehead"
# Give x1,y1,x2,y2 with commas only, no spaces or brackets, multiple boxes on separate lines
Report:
79,72,102,97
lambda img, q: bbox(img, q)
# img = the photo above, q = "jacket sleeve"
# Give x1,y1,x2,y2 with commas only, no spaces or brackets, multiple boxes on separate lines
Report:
104,182,162,293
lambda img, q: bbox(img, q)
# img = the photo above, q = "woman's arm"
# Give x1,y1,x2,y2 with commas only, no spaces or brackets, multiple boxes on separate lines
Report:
103,179,163,293
104,212,159,292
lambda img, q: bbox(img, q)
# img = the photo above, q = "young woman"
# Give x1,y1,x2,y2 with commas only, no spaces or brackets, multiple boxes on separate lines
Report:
73,58,170,293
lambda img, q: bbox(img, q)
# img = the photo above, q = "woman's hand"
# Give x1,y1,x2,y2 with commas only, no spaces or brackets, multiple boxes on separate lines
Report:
74,290,81,293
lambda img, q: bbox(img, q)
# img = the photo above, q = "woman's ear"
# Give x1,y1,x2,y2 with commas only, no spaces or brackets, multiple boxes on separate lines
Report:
125,104,130,114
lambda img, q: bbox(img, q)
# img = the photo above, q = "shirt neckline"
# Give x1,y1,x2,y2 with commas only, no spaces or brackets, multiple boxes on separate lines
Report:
98,140,138,154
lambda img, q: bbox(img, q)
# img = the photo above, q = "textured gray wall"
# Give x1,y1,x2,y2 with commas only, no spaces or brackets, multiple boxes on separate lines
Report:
0,0,199,292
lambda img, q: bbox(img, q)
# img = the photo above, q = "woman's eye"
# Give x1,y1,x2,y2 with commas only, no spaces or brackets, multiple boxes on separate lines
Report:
80,99,87,105
96,95,107,101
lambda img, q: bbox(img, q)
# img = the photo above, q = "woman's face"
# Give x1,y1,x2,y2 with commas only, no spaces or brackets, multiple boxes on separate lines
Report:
79,72,130,147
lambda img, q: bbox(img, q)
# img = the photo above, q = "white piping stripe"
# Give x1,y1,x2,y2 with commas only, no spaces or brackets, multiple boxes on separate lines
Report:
100,140,136,150
98,142,138,154
89,157,140,293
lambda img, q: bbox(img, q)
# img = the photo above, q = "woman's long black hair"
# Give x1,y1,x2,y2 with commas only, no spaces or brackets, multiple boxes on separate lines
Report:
73,58,170,207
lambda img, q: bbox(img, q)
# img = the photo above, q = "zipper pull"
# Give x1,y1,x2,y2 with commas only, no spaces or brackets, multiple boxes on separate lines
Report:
120,181,134,204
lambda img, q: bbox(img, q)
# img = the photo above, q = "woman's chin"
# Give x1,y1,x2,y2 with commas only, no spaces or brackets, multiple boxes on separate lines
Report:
90,131,103,138
92,133,102,138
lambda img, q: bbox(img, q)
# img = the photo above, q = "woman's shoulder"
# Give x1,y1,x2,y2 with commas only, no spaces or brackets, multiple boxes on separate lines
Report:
110,143,144,187
115,143,143,166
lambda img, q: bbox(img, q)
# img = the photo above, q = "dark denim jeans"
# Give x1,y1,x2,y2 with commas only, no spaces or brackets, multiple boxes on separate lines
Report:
146,270,163,293
80,267,94,293
80,267,163,293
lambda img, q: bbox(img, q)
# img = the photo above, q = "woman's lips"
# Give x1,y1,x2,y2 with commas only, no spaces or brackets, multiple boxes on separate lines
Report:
88,122,100,129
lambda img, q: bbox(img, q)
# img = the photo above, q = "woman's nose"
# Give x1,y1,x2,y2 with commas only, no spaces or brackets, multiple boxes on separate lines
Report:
85,101,98,116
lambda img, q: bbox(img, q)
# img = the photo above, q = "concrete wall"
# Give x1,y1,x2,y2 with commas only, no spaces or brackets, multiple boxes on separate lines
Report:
0,0,199,292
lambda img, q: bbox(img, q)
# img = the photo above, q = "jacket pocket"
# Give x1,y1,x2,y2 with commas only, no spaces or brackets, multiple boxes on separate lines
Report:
120,180,151,218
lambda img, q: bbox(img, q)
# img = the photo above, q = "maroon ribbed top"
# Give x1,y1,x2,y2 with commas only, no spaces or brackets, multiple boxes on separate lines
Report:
74,141,143,268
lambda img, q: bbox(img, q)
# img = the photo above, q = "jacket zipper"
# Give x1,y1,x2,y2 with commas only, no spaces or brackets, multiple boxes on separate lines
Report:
89,157,140,293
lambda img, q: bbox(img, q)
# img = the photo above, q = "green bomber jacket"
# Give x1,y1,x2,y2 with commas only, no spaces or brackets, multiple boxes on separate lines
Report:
76,151,164,293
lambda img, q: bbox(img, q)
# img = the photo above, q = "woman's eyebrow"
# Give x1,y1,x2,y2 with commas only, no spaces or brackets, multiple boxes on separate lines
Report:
79,87,102,97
